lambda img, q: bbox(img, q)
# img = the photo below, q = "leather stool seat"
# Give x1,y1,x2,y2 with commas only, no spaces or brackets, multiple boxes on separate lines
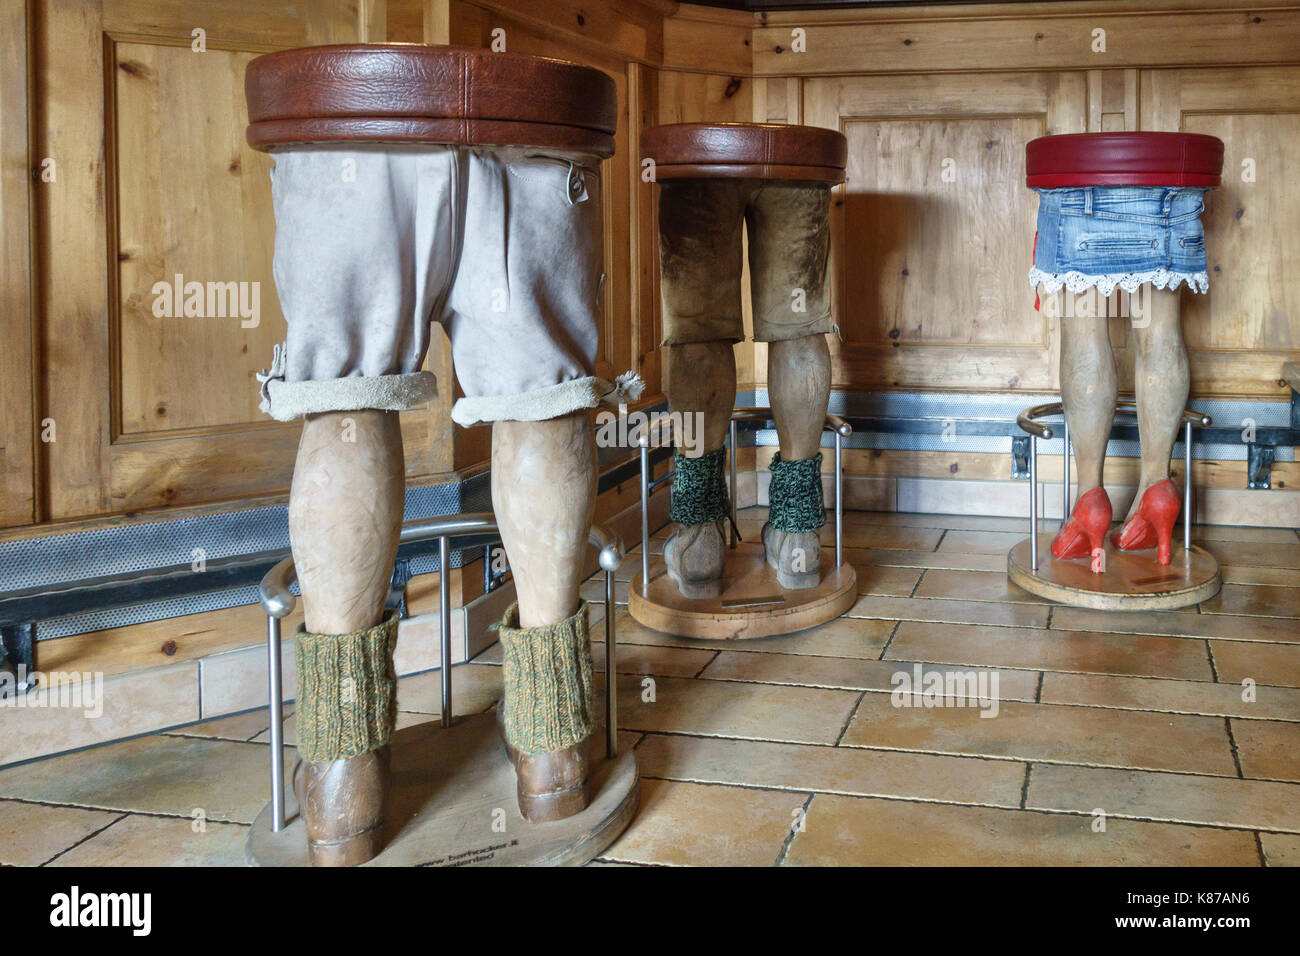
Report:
245,44,617,157
1026,132,1224,188
640,122,847,183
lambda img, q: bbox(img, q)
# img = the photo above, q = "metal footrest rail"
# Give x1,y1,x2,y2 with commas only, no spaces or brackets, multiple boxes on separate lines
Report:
633,408,853,595
1016,400,1212,572
258,513,625,833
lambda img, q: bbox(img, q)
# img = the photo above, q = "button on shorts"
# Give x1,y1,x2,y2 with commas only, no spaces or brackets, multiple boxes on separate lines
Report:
258,145,629,426
1029,186,1211,298
657,179,836,346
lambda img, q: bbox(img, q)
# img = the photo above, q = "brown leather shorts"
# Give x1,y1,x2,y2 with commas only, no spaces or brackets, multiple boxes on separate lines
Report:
657,179,836,346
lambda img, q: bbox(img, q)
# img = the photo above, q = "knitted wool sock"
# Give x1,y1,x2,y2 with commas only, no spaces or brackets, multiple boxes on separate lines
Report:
669,446,730,526
497,602,594,756
768,452,827,533
294,611,398,763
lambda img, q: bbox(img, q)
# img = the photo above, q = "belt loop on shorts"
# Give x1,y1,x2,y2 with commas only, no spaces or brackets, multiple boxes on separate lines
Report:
1162,188,1175,217
1083,188,1093,216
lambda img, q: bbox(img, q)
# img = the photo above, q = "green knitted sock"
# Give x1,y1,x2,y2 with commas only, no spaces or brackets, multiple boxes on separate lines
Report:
769,452,827,533
497,602,593,755
294,612,398,763
670,446,730,525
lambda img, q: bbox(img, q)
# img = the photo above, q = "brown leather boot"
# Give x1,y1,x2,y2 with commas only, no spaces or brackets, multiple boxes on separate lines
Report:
292,747,387,866
497,703,589,822
762,522,821,590
664,518,727,599
495,602,594,823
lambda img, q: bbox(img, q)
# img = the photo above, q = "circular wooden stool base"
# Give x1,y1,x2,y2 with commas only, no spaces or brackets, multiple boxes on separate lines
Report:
628,542,857,639
246,710,638,867
1007,538,1221,610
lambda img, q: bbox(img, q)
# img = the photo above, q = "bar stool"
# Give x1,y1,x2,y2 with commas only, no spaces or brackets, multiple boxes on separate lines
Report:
630,123,857,638
242,44,637,866
1008,132,1224,610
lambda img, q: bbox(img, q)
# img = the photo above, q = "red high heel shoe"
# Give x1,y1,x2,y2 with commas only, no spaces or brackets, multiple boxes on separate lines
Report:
1110,478,1181,566
1051,486,1112,573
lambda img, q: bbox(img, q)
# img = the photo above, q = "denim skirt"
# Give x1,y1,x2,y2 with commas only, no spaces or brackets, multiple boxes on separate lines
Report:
1029,186,1211,297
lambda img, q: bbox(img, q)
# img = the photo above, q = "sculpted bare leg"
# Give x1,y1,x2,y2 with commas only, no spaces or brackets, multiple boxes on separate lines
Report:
663,341,736,598
492,413,599,821
289,409,403,867
763,334,831,588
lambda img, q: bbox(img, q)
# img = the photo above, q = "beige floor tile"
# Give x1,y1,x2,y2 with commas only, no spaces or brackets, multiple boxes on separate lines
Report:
165,707,286,742
0,735,291,824
580,578,630,606
849,547,1007,572
913,569,1048,605
848,594,1050,629
612,609,897,659
603,778,798,866
853,564,923,597
0,800,122,866
47,814,251,867
633,733,1025,807
251,708,434,747
886,621,1214,680
1230,719,1300,782
393,663,504,716
1220,565,1300,588
1202,583,1300,619
1041,672,1300,721
701,650,1039,701
615,674,858,744
844,512,1033,533
936,530,1026,555
590,641,715,678
1261,832,1300,865
1193,525,1300,544
1211,640,1300,688
1053,607,1299,645
1027,763,1300,832
842,694,1237,776
842,525,944,552
784,793,1260,866
1200,540,1300,570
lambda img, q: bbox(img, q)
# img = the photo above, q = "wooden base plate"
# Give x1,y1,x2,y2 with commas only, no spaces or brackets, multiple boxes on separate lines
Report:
628,542,858,639
246,710,638,867
1007,538,1221,610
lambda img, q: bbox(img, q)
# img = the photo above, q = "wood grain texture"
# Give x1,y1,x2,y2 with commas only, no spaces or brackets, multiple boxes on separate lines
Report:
1,0,35,526
630,544,858,639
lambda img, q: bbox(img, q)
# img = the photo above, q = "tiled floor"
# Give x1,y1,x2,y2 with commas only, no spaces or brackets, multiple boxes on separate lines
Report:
2,507,1297,866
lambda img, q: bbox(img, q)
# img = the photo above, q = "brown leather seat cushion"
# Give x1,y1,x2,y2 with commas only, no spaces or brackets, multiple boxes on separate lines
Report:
640,123,847,183
245,44,617,156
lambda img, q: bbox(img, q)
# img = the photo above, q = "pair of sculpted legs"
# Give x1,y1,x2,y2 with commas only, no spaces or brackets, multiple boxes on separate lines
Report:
1052,286,1188,566
658,179,834,595
264,145,630,864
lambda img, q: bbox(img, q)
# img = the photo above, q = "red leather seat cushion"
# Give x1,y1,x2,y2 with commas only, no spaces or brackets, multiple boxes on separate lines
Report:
245,44,617,156
1026,132,1223,188
640,123,847,183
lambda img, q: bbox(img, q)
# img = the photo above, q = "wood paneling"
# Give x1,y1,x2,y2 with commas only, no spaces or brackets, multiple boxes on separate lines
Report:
1,0,35,526
804,71,1086,393
1143,67,1300,400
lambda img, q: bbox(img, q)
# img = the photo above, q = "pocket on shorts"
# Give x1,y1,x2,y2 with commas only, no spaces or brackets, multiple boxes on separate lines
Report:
507,153,600,205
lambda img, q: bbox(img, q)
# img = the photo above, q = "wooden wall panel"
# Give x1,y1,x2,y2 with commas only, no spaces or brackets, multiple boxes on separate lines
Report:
1144,66,1300,400
1,0,35,526
804,71,1086,393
